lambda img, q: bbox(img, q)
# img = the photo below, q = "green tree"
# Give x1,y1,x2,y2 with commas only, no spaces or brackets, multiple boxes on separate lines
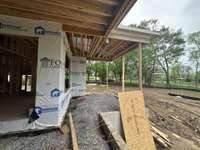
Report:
188,31,200,88
132,19,160,86
156,27,185,85
86,61,93,82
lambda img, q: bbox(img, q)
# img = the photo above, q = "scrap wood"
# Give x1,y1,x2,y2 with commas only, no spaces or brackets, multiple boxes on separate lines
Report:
151,124,172,148
69,112,79,150
168,93,200,101
118,91,156,150
59,123,70,136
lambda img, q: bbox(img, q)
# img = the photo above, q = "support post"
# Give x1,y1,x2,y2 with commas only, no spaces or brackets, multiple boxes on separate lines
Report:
106,62,109,90
122,56,125,92
138,43,143,91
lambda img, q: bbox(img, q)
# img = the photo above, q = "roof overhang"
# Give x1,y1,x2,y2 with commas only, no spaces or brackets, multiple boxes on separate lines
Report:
0,0,137,36
109,25,159,43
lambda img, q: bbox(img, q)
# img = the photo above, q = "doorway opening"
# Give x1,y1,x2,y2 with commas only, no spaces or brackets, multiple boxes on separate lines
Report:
0,34,38,121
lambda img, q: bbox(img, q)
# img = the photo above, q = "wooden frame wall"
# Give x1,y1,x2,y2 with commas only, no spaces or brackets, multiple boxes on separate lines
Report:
0,34,38,96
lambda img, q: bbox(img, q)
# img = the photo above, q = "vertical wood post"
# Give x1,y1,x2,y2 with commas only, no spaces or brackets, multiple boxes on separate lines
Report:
138,43,143,91
122,56,125,92
106,62,108,90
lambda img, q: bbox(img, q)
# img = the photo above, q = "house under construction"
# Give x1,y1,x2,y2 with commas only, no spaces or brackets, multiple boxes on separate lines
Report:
0,0,157,134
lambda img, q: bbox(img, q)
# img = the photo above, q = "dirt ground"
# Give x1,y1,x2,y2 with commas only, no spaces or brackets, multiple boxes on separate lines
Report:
0,84,200,150
83,84,200,150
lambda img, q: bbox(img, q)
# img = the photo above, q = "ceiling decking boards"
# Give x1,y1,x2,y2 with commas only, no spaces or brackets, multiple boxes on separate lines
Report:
0,0,137,36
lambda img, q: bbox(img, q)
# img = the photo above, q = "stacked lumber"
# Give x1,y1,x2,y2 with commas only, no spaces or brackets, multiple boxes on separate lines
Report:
151,124,172,148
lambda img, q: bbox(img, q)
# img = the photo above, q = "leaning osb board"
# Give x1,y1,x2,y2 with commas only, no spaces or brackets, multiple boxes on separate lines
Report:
118,91,156,150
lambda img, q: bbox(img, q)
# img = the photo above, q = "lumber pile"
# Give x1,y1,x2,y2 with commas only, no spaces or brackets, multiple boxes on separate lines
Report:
151,124,172,148
168,93,200,101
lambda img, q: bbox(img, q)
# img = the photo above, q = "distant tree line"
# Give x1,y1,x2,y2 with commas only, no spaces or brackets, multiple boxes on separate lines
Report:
86,19,200,89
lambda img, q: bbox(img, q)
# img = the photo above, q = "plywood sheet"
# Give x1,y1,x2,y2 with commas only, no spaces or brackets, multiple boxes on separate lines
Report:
118,91,156,150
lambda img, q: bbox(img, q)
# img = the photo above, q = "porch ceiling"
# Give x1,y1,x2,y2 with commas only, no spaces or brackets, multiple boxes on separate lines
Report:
67,25,158,61
67,32,138,61
0,0,137,36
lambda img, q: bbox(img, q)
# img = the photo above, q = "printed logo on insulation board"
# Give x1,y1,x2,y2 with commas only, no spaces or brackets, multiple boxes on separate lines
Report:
34,26,60,36
51,88,61,97
40,57,63,68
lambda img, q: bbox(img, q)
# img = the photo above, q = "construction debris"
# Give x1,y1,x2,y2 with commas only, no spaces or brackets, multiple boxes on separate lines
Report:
59,124,70,136
151,123,172,148
118,91,156,150
168,93,200,101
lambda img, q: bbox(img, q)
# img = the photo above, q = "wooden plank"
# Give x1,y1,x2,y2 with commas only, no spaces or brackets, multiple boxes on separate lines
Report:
59,123,70,136
33,0,113,17
122,56,125,92
69,113,79,150
104,40,124,56
64,25,104,36
118,91,156,150
138,43,143,91
0,0,108,25
105,0,137,36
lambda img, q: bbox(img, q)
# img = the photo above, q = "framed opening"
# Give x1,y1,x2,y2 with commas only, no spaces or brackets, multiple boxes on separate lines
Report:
0,34,38,121
65,54,70,91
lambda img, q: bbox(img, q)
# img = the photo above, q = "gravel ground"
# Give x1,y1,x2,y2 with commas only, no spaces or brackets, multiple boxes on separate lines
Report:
1,84,199,150
0,129,70,150
70,93,119,150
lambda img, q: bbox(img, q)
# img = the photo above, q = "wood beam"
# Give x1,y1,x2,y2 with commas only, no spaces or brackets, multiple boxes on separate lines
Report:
90,37,103,57
138,42,143,91
0,46,30,60
111,43,137,60
122,56,125,92
86,56,111,61
63,25,104,36
88,37,98,57
104,40,125,57
105,0,137,36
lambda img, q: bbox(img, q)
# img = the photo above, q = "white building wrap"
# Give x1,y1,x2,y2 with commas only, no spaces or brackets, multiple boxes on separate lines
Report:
0,15,85,134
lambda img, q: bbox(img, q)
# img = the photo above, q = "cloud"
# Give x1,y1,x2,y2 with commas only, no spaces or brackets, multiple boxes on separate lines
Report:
121,0,200,34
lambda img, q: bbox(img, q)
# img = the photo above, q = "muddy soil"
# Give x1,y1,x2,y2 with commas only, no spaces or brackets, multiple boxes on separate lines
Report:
84,84,200,150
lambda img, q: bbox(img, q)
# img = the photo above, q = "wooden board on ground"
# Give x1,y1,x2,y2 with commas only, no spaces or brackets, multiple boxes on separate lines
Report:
118,91,156,150
59,124,70,136
69,112,79,150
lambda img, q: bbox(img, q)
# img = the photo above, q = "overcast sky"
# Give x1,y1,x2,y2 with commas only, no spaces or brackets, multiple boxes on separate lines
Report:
121,0,200,35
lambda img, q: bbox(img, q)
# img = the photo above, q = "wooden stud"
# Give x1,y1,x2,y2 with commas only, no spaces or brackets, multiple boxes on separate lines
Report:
106,62,109,90
69,113,79,150
138,43,143,91
122,56,125,92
